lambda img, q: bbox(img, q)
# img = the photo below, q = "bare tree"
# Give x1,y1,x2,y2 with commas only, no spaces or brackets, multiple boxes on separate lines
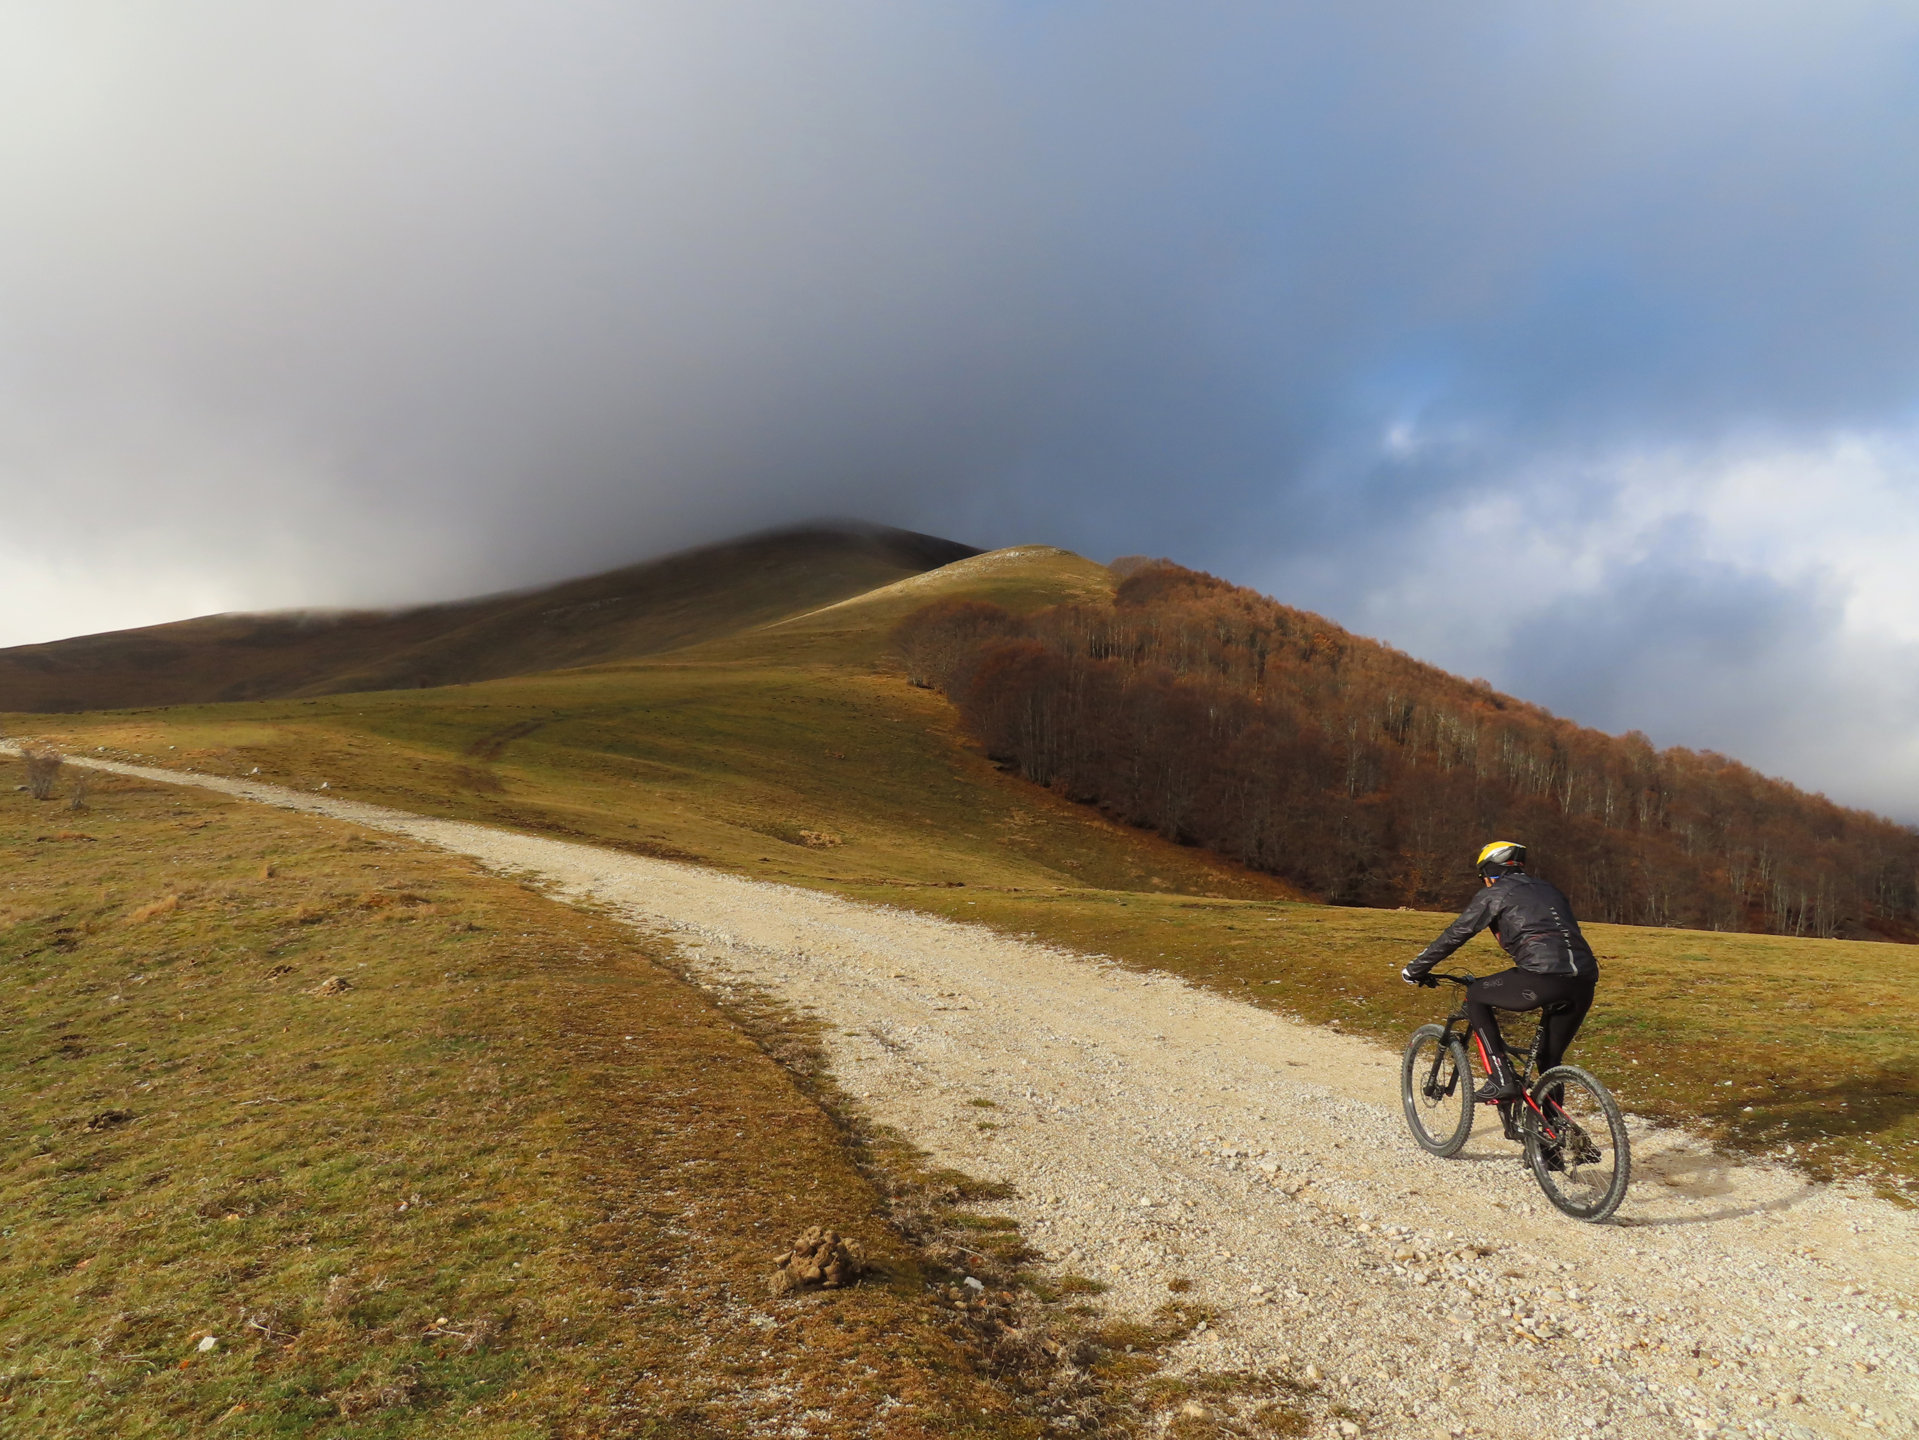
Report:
911,560,1919,936
890,599,1028,690
22,747,63,801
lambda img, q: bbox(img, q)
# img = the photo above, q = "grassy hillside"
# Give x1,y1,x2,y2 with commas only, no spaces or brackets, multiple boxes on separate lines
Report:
8,543,1916,1199
1,761,1234,1437
12,548,1276,903
910,560,1919,938
0,523,976,713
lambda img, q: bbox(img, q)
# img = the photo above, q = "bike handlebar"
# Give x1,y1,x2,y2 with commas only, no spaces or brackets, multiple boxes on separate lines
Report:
1424,972,1477,986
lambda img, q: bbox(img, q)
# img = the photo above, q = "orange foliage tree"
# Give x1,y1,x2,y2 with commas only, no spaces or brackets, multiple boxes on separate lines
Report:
896,563,1919,938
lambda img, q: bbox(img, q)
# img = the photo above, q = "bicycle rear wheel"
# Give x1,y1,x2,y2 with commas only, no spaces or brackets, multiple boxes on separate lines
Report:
1401,1025,1473,1156
1525,1065,1630,1222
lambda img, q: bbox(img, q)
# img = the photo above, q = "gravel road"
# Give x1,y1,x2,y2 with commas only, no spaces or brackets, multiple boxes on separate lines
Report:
25,751,1919,1439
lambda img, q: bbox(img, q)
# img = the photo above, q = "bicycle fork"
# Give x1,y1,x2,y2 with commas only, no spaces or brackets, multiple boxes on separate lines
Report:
1423,1043,1459,1102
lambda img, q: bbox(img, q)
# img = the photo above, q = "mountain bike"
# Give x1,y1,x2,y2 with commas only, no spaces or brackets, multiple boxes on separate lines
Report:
1400,972,1630,1222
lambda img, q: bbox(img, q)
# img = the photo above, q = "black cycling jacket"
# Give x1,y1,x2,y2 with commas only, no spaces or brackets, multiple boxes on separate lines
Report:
1407,873,1598,979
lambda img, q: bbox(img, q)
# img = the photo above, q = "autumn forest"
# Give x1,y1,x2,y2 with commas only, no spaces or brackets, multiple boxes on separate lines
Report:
894,561,1919,940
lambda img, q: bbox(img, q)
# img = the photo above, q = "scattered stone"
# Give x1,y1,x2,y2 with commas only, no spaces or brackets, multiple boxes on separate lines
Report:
197,1335,218,1353
313,975,353,995
769,1225,863,1295
85,1108,134,1132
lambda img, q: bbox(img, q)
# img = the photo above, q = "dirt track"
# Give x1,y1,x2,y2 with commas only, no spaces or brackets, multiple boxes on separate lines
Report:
23,750,1919,1439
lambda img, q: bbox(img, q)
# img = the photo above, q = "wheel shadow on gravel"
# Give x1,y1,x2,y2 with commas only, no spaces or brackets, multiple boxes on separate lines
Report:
1419,1132,1820,1229
1613,1148,1817,1229
1436,1131,1528,1166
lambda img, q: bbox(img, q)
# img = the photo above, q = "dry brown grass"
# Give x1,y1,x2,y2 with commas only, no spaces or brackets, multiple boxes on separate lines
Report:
124,892,180,923
0,764,1076,1436
19,542,1915,1200
2,758,1297,1437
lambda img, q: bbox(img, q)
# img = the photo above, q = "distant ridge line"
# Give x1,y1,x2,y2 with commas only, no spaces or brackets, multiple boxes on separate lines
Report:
0,521,980,713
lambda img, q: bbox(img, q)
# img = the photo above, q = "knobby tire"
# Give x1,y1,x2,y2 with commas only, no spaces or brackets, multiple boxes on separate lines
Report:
1401,1024,1473,1156
1524,1065,1630,1222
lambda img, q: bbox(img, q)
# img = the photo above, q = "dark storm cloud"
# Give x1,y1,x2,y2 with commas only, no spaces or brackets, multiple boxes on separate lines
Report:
1505,534,1848,758
5,3,1919,812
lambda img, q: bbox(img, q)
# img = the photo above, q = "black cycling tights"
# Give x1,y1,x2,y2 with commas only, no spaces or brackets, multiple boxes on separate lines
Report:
1465,969,1596,1075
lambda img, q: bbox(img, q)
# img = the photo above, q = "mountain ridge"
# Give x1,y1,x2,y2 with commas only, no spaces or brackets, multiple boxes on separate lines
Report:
0,522,977,712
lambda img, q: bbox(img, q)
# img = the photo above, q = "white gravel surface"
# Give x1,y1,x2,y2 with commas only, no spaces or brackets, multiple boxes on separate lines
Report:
25,751,1919,1440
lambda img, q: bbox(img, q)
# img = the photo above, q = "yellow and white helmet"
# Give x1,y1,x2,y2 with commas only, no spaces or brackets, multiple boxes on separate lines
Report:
1475,840,1527,878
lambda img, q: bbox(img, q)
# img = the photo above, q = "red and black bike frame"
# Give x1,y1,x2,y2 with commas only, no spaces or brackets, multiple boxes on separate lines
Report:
1426,973,1571,1148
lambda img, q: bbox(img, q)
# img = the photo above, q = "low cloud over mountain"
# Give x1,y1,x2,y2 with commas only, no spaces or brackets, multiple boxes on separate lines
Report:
5,3,1919,813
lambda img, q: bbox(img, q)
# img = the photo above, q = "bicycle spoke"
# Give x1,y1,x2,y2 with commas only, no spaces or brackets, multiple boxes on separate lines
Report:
1527,1066,1630,1221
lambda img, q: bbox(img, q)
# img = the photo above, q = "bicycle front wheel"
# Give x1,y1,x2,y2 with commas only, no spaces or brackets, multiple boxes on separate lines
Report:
1401,1025,1473,1156
1526,1065,1630,1222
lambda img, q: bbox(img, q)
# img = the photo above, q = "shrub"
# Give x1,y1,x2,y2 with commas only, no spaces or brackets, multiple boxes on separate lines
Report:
21,748,62,801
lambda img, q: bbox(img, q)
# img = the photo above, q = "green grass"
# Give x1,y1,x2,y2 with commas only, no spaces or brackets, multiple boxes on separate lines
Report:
0,764,1086,1437
12,544,1917,1201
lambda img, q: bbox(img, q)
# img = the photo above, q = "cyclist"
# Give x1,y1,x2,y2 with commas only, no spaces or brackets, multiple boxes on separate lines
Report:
1400,841,1598,1102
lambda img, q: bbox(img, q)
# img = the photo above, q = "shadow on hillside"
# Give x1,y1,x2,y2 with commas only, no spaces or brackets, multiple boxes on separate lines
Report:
1716,1062,1919,1150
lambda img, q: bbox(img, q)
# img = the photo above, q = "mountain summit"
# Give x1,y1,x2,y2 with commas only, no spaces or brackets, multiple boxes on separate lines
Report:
0,523,977,712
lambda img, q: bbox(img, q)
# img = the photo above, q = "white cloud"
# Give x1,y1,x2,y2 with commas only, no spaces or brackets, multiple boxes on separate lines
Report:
1309,429,1919,817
